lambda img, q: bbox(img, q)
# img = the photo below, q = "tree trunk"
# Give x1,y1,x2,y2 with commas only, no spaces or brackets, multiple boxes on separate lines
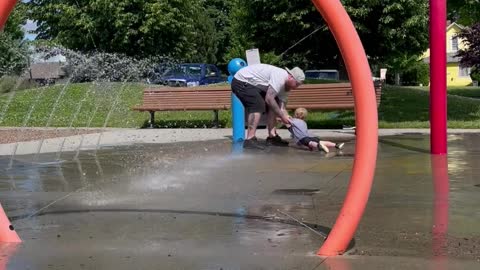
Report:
395,72,401,85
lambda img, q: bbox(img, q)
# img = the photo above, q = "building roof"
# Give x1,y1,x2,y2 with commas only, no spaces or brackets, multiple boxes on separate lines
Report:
29,62,66,79
422,22,466,64
447,22,465,31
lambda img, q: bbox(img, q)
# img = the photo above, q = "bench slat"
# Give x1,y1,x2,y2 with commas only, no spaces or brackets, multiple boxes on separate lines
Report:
134,106,230,111
134,83,383,112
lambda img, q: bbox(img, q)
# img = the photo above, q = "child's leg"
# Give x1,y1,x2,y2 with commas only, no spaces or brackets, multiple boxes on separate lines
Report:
299,137,316,151
307,141,318,151
320,141,336,148
300,137,329,152
308,140,329,153
320,140,345,150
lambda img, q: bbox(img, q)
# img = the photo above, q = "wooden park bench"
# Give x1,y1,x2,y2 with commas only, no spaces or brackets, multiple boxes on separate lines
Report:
132,82,383,128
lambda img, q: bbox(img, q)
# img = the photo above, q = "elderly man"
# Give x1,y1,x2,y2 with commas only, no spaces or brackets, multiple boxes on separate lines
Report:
231,63,305,149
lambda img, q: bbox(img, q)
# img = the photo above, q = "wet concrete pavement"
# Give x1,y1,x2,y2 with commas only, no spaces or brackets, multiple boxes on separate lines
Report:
1,133,480,269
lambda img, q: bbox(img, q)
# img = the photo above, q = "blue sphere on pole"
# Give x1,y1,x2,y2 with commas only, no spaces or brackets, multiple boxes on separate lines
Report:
227,58,247,75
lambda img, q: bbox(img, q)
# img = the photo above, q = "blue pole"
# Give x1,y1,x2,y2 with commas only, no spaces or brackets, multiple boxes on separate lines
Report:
231,140,244,155
227,58,247,143
231,93,245,142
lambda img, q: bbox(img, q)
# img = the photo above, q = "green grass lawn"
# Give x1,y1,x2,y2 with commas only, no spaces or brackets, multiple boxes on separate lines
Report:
376,86,480,128
1,82,480,129
0,82,235,128
447,88,480,99
412,85,480,99
304,85,480,129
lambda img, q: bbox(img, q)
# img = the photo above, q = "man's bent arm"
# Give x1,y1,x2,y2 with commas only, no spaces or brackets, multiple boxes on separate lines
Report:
265,86,284,117
280,100,288,115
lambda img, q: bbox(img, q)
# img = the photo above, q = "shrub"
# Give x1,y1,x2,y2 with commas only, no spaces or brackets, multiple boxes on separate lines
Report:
0,76,36,93
470,68,480,82
401,61,430,86
32,46,175,83
0,32,28,77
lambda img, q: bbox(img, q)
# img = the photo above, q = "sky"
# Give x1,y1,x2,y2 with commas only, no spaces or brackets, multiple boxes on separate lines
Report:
22,19,37,40
21,0,37,40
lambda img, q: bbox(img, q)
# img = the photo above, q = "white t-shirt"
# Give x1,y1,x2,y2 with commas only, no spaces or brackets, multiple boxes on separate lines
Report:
234,64,289,102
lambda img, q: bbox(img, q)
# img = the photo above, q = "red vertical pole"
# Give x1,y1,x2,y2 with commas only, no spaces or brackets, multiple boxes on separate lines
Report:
431,155,449,258
430,0,447,155
0,0,17,30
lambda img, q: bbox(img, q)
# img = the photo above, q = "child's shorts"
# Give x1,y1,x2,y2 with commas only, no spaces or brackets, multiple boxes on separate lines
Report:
298,137,320,147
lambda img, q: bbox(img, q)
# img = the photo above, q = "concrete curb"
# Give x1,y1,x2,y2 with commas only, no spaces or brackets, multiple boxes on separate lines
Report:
1,128,479,156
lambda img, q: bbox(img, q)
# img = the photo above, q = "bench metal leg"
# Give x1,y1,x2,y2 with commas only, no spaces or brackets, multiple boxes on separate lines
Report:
149,111,155,128
213,110,219,128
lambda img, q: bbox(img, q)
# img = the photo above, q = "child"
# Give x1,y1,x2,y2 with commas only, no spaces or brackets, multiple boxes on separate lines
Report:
286,108,344,153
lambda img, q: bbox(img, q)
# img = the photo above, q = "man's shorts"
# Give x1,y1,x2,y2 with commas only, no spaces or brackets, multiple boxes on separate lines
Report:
231,78,279,114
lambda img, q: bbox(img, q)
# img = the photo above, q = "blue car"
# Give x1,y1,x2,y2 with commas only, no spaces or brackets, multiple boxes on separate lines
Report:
305,69,340,81
155,63,226,87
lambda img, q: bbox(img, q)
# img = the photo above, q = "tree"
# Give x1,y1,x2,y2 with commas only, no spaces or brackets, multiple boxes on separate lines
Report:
190,10,219,63
28,0,216,61
203,0,234,63
227,0,334,66
333,1,429,83
2,1,27,40
228,0,429,79
456,23,480,80
0,32,29,76
0,2,28,77
448,0,480,26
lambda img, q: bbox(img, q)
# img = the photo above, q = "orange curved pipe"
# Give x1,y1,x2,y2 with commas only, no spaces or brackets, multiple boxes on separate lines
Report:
0,204,21,243
312,0,378,256
0,0,21,243
324,257,351,270
0,243,19,270
0,0,17,30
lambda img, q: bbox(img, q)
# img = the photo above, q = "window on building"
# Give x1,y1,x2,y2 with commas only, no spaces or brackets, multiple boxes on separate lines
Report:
452,36,459,52
459,66,471,77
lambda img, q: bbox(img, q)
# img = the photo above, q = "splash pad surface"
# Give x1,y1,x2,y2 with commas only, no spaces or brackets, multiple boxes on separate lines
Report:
1,131,479,269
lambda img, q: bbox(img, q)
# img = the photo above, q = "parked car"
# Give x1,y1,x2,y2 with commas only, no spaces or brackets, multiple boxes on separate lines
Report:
150,63,226,87
305,69,340,81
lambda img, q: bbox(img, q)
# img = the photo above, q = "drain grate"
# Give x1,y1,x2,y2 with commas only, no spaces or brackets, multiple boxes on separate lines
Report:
273,189,320,196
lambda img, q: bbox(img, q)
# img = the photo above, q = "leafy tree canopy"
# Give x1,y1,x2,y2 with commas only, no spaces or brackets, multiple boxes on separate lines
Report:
3,1,27,40
1,2,28,76
28,0,216,61
457,23,480,73
228,0,429,74
448,0,480,26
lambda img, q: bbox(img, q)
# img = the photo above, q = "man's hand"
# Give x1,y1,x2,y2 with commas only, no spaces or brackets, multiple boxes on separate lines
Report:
280,114,291,125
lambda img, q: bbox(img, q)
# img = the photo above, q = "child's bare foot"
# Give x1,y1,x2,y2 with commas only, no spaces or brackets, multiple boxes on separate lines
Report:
335,143,345,150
